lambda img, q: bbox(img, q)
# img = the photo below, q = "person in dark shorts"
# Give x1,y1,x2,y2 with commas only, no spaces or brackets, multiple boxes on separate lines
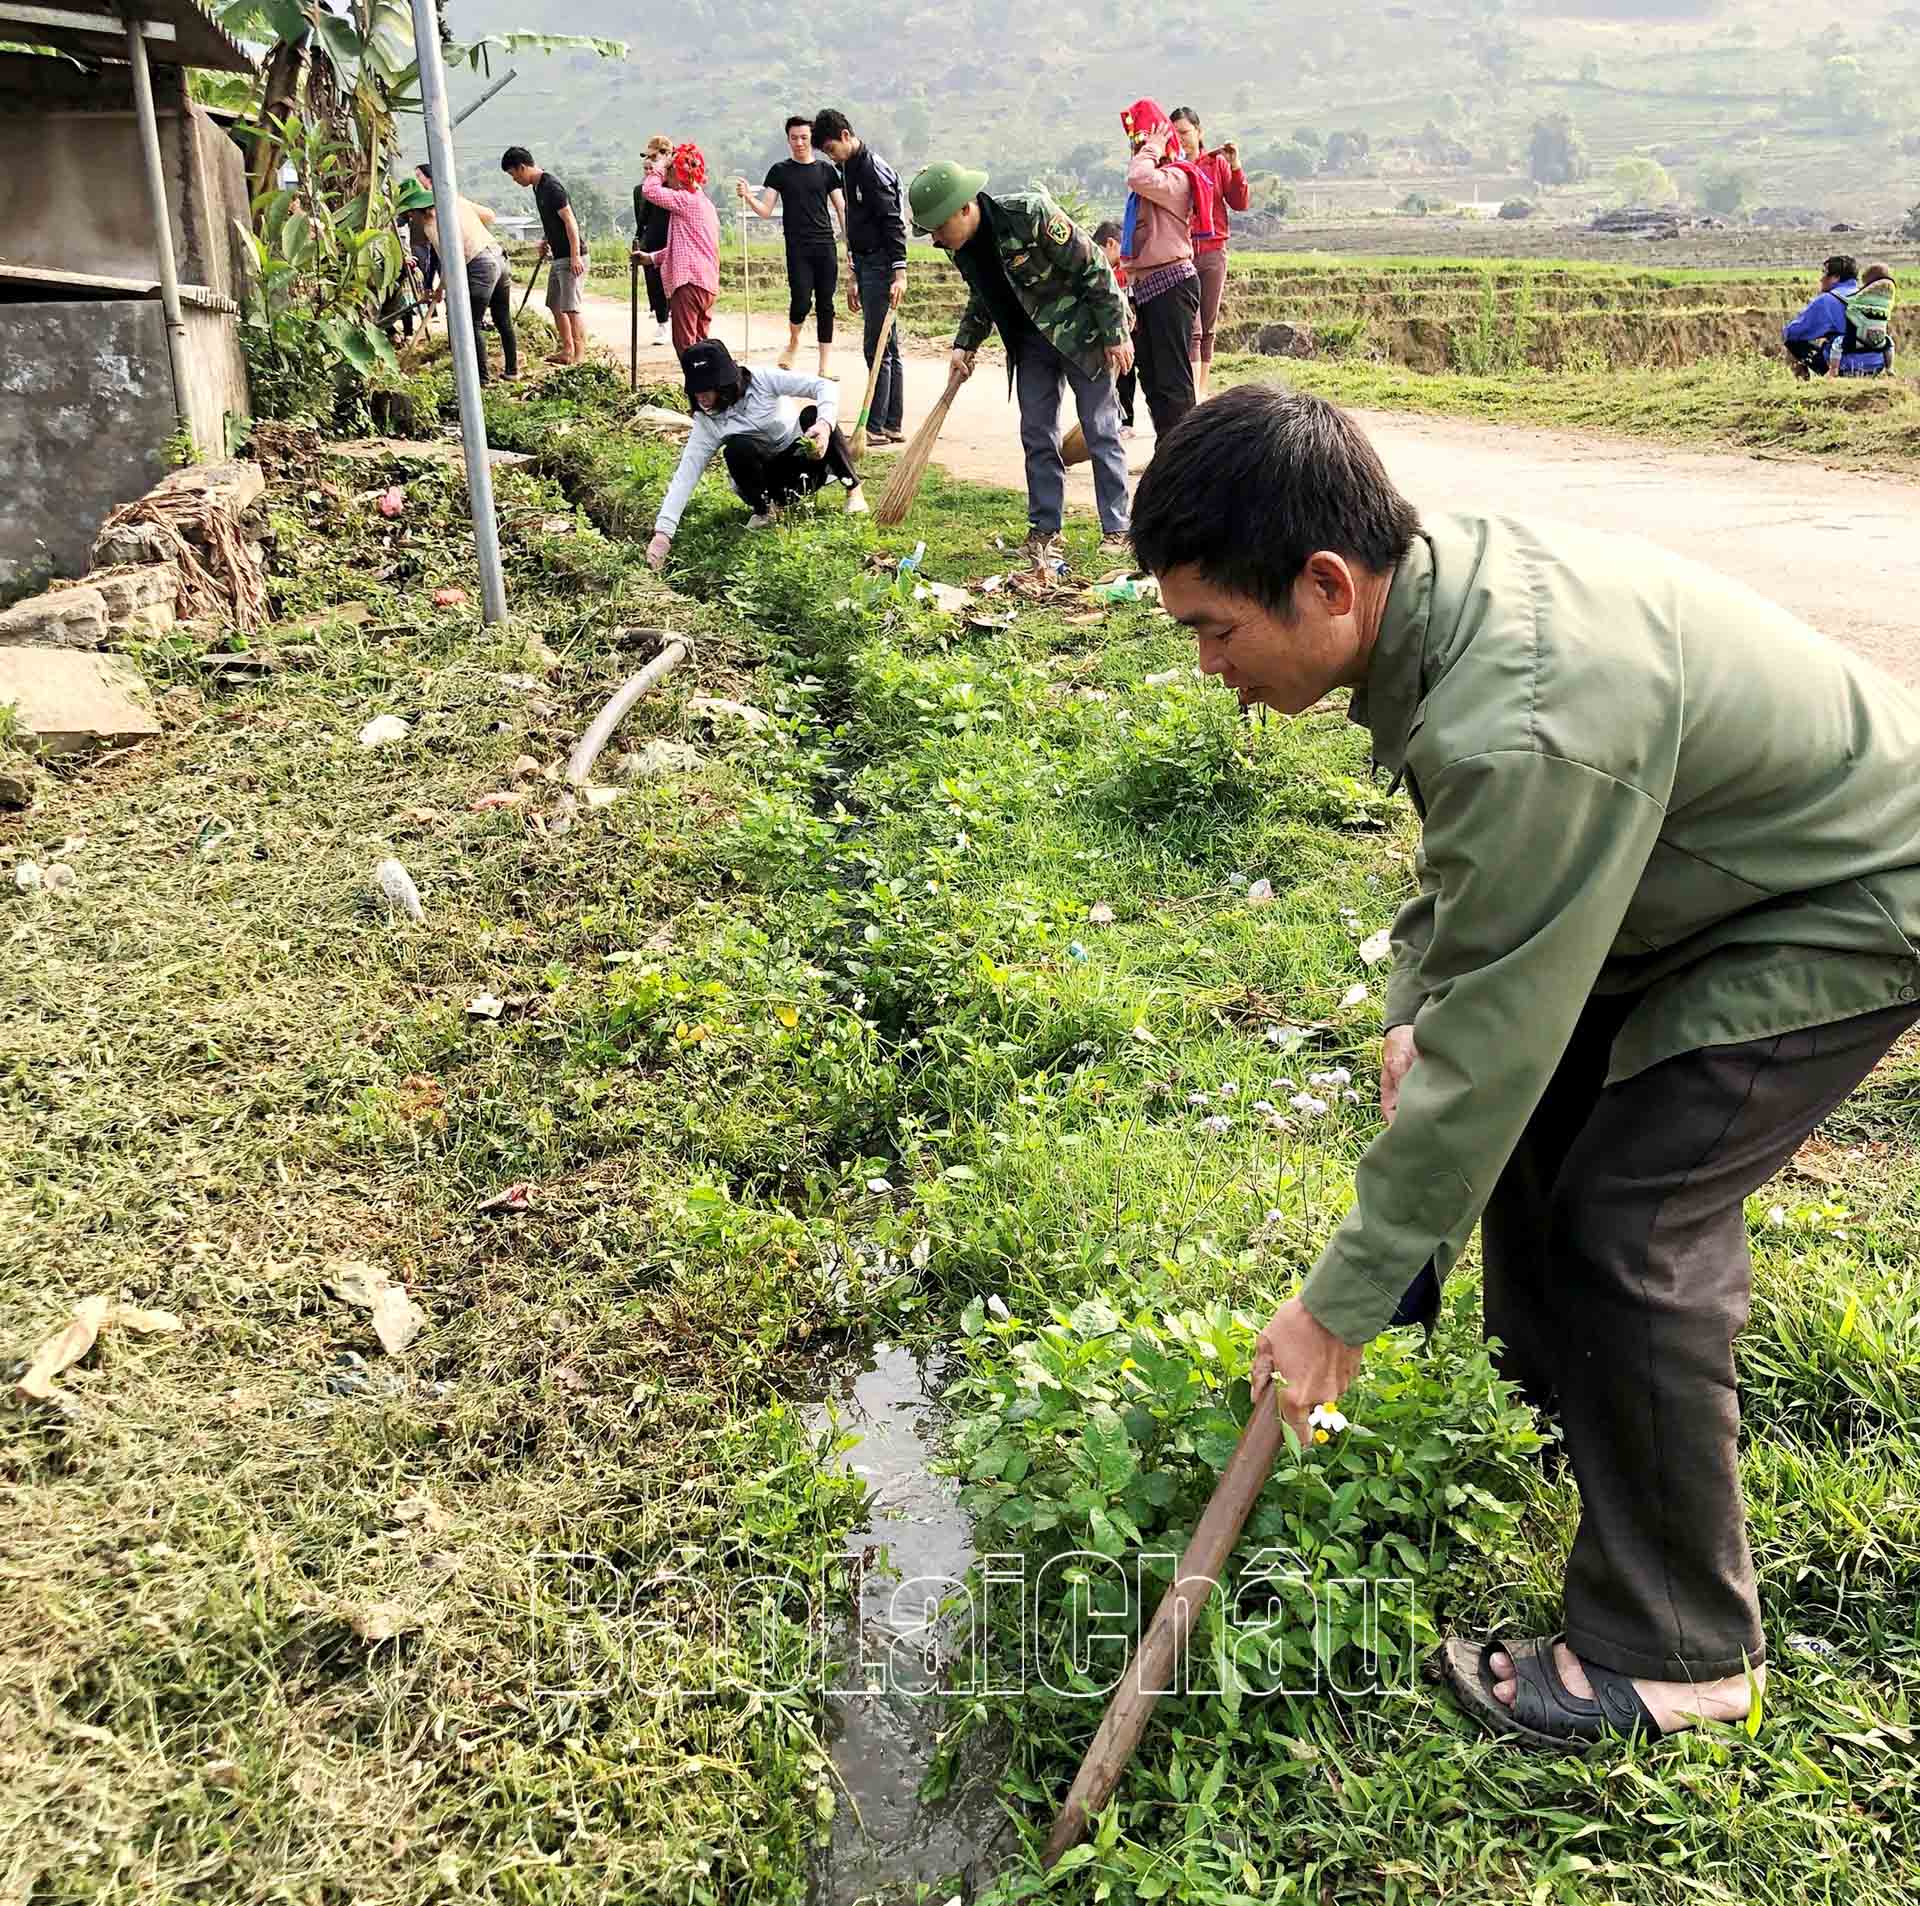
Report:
501,144,586,366
736,115,845,374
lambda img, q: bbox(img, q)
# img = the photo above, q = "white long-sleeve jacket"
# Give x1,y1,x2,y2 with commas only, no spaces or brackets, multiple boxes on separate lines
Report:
654,368,837,537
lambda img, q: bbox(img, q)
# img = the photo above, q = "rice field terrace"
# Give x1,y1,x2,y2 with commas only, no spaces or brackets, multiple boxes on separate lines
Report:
5,352,1919,1905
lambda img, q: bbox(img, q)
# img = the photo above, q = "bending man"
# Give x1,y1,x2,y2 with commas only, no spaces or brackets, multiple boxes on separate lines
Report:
501,145,586,366
1132,383,1920,1751
646,339,866,570
909,159,1132,567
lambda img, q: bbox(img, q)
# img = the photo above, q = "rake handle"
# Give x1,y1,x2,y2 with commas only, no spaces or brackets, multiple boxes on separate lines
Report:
1040,1396,1287,1867
851,303,899,445
516,254,546,317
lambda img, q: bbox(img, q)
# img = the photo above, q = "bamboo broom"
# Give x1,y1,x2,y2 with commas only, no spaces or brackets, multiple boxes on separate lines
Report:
1061,420,1092,466
874,363,968,526
848,306,900,460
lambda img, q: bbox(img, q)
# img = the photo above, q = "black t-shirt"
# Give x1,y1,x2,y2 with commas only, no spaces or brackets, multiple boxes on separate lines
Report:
763,157,841,250
534,173,576,255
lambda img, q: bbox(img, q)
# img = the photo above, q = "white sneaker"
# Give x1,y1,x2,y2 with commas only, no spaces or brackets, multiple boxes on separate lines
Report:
652,323,670,347
747,509,778,529
845,486,869,517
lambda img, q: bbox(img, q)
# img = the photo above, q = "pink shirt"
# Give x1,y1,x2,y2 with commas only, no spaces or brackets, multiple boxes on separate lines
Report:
1122,145,1194,275
642,174,720,296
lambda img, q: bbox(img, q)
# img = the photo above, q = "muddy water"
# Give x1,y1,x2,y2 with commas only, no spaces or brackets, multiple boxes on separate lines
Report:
809,1342,1014,1905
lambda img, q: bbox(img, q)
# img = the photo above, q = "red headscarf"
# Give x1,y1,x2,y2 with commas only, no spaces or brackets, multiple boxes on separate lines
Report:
670,142,707,191
1119,96,1219,246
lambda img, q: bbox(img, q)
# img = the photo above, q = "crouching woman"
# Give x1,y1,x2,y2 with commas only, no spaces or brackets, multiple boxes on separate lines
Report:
646,339,866,569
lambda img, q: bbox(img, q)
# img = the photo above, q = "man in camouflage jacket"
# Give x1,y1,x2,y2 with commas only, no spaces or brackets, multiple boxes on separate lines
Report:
909,160,1134,558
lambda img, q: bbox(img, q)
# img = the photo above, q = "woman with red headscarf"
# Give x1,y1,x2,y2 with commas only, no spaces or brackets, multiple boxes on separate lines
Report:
1118,97,1215,435
638,142,722,355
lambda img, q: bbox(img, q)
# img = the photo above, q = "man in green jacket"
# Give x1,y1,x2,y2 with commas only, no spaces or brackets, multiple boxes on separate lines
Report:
1132,384,1920,1749
908,159,1134,565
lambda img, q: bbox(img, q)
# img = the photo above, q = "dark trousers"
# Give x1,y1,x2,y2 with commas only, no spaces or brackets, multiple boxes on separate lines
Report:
1132,276,1200,436
1482,992,1920,1682
1116,366,1137,427
1784,336,1833,378
721,406,857,512
852,251,904,433
643,261,670,325
467,249,517,384
786,244,837,341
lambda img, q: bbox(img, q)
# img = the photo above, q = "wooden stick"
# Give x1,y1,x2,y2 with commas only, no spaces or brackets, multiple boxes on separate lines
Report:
874,363,967,526
848,304,899,460
1040,1396,1288,1867
516,254,546,317
629,257,639,389
741,216,751,357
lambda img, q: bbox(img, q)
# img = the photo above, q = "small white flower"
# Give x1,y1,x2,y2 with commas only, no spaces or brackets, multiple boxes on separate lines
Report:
1308,1067,1352,1089
1289,1092,1329,1118
1308,1402,1350,1444
1264,1208,1285,1226
1252,1100,1276,1116
1342,1088,1362,1104
1200,1114,1233,1135
1767,1204,1788,1227
1088,902,1116,925
866,1177,894,1194
1263,1113,1294,1133
1217,1081,1239,1100
1358,929,1393,967
1246,878,1275,906
1188,1090,1213,1108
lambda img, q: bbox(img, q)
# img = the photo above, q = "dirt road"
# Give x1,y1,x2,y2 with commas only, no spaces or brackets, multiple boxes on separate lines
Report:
578,296,1920,683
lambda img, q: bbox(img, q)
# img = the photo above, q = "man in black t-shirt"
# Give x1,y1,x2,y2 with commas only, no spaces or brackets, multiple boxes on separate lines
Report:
736,115,845,375
502,145,587,365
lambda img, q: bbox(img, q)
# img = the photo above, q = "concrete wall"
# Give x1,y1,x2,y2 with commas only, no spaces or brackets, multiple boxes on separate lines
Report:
0,300,175,589
0,57,249,298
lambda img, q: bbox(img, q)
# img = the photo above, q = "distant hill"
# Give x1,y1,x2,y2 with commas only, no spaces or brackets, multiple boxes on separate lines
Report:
433,0,1920,236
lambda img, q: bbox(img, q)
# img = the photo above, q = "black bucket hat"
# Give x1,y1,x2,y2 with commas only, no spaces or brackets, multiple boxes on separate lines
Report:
682,338,744,402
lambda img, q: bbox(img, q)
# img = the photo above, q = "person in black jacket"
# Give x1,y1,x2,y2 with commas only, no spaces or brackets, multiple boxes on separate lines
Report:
633,134,673,349
814,107,907,442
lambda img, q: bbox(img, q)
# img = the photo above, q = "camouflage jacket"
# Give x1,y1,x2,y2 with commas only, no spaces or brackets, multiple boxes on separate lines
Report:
950,190,1127,379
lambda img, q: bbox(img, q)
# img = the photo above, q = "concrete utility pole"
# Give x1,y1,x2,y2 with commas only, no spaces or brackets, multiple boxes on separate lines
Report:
123,17,190,436
406,0,509,624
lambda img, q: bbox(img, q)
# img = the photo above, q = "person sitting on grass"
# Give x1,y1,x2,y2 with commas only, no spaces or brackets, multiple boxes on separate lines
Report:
1825,262,1896,378
1781,252,1859,379
1132,382,1920,1752
645,338,865,571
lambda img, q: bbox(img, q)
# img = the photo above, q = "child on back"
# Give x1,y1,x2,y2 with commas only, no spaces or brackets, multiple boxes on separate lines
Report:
1829,263,1895,377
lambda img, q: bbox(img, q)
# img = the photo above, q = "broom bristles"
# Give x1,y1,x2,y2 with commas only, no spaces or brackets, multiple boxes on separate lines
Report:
875,366,968,526
1061,422,1090,466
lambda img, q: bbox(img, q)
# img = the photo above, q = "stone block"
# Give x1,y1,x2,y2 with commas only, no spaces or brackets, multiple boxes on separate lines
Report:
87,562,180,624
91,520,175,569
0,586,109,649
152,459,267,524
0,646,160,755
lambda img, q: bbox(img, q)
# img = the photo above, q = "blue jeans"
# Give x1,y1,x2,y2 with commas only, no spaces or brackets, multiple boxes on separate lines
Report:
1014,333,1129,536
852,252,904,433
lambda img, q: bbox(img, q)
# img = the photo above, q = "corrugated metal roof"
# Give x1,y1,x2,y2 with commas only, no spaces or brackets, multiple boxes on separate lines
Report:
0,0,256,73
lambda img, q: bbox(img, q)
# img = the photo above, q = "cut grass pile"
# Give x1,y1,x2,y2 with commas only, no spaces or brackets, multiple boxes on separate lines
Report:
4,357,1919,1903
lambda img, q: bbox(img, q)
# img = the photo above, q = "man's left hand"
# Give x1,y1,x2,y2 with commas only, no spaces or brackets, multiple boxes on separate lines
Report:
847,276,861,313
888,273,906,309
1250,1295,1363,1446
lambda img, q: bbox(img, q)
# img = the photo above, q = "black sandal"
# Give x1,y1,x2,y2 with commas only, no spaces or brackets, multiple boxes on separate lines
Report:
1441,1633,1660,1750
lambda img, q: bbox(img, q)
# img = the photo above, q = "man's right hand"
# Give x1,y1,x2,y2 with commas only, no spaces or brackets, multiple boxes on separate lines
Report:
847,276,861,314
1381,1024,1419,1124
950,348,977,381
536,240,551,261
1105,341,1135,377
646,531,672,571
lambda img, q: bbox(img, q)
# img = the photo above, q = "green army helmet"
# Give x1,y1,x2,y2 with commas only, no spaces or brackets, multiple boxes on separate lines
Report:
908,160,989,233
393,178,434,215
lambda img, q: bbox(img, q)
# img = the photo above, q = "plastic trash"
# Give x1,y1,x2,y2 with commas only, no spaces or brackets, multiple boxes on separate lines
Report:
374,857,424,922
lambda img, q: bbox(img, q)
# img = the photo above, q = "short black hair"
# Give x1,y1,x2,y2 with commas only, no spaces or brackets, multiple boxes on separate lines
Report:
813,108,853,146
415,161,432,180
1092,220,1122,246
500,146,534,172
1130,386,1420,615
1170,106,1201,130
1824,254,1858,281
784,114,809,134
